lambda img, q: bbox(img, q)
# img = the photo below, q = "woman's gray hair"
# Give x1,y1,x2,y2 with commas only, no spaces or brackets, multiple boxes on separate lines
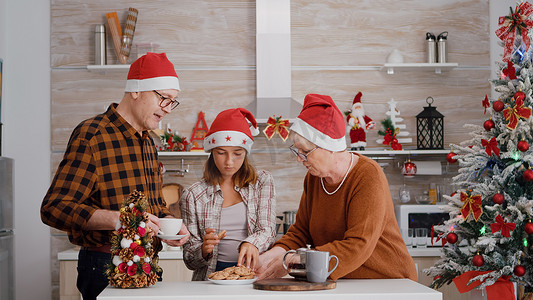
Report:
289,131,317,149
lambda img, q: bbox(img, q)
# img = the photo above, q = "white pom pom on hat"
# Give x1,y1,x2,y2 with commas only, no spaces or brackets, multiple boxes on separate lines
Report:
204,108,259,153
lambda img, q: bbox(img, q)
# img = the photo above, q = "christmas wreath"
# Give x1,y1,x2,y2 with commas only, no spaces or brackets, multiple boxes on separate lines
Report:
106,191,161,288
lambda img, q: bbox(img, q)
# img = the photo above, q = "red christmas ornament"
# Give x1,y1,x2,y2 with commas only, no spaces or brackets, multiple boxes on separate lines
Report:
515,91,526,102
524,169,533,181
514,265,526,277
483,119,495,131
446,232,458,244
525,221,533,234
446,152,457,163
472,254,484,267
493,100,505,112
492,193,505,205
402,160,417,177
518,140,529,152
433,275,442,280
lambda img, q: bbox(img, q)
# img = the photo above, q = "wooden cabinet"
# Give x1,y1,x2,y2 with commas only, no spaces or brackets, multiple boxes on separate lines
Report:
413,256,469,300
58,248,193,300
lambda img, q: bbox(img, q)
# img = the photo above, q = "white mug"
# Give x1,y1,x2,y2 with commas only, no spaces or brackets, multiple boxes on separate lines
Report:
305,250,339,283
158,218,182,236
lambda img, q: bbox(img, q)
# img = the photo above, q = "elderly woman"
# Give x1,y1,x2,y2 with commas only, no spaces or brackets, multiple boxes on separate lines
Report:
256,94,416,281
180,108,277,281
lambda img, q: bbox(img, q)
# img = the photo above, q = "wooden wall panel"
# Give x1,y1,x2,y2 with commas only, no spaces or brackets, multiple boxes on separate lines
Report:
49,1,491,298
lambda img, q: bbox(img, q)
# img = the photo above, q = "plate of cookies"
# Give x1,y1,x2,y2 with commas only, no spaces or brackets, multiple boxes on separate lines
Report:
208,266,257,285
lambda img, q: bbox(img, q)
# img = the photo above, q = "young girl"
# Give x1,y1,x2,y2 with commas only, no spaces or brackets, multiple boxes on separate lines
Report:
180,108,276,281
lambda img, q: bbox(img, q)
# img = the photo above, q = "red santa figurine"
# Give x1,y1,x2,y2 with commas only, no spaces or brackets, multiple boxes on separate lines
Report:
346,92,375,150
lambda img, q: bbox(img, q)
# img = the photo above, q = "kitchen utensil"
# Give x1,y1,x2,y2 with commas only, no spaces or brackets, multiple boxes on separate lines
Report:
437,31,448,63
283,210,296,234
253,278,336,291
282,245,311,280
305,250,339,283
399,184,411,203
426,32,437,63
94,24,106,65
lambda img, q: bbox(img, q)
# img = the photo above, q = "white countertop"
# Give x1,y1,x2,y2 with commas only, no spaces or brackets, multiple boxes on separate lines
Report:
97,279,441,300
58,248,183,260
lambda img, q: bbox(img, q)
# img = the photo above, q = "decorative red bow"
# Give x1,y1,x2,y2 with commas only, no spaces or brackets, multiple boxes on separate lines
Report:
490,214,516,237
382,129,403,150
454,271,515,300
263,115,289,141
503,96,532,129
430,225,447,246
460,192,483,221
502,61,517,80
482,95,490,114
495,2,533,62
481,137,500,157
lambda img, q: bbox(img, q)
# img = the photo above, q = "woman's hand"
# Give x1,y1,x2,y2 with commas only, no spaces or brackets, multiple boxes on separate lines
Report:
201,228,224,259
255,246,288,279
238,242,259,270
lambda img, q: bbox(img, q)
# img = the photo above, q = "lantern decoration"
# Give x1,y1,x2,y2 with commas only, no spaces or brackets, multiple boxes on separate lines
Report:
402,160,417,177
416,97,444,150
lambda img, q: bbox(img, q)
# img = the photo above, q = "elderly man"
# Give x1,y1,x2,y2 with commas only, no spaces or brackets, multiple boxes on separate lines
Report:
41,53,190,300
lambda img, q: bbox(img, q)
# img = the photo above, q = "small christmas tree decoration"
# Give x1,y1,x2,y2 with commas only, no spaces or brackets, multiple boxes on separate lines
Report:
493,99,505,112
472,253,484,267
106,191,160,288
492,192,505,205
525,220,533,234
446,151,457,163
446,232,458,244
513,265,526,277
483,119,495,131
190,111,209,151
523,168,533,181
517,139,529,152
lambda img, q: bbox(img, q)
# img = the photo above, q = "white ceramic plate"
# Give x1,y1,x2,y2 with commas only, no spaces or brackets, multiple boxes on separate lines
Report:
208,277,257,285
157,234,187,240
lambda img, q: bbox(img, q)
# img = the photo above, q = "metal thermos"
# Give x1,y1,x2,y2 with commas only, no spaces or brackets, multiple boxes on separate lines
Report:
94,24,106,65
426,32,437,63
437,31,448,63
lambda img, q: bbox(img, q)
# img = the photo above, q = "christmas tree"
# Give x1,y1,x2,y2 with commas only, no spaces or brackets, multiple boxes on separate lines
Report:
106,190,161,288
424,2,533,299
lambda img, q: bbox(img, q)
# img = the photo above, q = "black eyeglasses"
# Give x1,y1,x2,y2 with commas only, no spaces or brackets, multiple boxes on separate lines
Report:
153,90,180,110
289,144,318,162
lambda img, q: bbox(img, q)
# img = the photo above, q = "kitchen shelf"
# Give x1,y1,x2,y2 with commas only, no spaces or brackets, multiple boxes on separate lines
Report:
349,149,449,155
381,63,458,74
86,64,255,73
158,151,209,157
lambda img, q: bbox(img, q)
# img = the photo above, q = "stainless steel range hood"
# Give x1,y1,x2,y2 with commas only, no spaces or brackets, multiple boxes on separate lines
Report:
250,0,302,120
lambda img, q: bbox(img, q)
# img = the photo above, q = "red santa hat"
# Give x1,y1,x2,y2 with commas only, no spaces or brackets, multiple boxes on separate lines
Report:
204,108,260,153
352,91,363,106
290,94,346,152
125,52,180,92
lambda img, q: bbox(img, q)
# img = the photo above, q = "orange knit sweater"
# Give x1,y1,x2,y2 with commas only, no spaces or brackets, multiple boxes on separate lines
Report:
274,154,417,281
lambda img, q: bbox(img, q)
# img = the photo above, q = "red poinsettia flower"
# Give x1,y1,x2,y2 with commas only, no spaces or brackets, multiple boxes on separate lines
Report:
137,226,146,237
142,263,151,274
118,262,127,273
134,246,145,257
130,241,139,249
127,264,138,276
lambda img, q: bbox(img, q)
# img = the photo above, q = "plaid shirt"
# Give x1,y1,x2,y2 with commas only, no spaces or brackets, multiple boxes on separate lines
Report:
180,170,276,280
41,104,171,247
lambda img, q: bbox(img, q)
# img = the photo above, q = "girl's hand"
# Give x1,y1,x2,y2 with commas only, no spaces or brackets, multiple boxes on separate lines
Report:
201,228,225,259
238,242,259,270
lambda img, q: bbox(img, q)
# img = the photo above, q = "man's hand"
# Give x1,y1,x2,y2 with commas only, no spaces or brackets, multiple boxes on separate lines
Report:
162,222,190,247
